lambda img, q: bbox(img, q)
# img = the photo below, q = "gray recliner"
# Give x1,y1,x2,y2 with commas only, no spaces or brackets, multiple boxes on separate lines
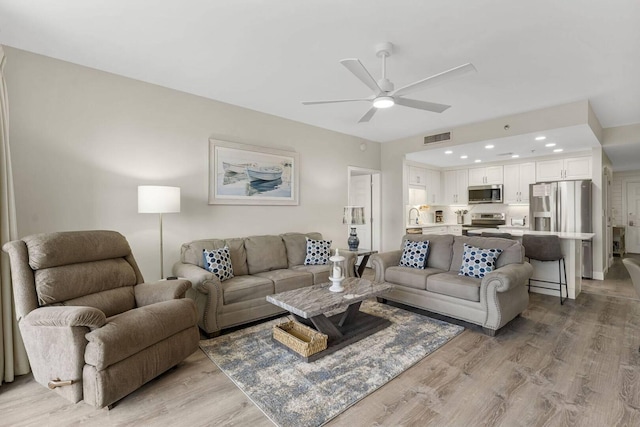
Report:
2,230,200,408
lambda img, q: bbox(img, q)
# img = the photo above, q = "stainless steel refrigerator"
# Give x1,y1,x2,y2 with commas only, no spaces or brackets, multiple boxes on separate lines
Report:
529,180,593,278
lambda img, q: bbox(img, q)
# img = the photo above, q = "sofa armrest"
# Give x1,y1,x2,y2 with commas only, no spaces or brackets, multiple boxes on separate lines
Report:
342,251,357,278
481,262,534,293
172,262,224,334
134,279,192,307
370,250,403,283
23,306,106,329
173,262,221,293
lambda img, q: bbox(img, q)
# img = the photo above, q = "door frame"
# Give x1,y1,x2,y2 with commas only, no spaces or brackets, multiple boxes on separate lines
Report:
622,177,640,254
347,166,382,253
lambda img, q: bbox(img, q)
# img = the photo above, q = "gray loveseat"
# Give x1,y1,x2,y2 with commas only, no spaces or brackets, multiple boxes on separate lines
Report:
371,234,533,335
173,232,356,337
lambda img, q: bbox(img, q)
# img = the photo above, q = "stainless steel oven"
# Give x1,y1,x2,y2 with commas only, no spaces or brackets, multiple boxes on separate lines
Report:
468,184,503,204
461,213,506,235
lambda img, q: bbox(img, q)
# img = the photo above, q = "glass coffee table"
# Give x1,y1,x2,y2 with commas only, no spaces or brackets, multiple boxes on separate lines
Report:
266,277,392,361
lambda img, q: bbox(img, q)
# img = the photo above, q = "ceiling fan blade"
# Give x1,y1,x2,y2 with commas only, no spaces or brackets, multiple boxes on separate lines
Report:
340,59,383,93
392,63,476,97
302,98,371,105
394,97,451,113
358,107,377,123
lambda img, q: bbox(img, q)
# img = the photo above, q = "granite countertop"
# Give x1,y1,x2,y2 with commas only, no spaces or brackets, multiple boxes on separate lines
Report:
406,222,465,228
467,228,595,240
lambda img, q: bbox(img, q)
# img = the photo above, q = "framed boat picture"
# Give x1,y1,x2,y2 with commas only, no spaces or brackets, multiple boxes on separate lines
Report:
208,139,299,205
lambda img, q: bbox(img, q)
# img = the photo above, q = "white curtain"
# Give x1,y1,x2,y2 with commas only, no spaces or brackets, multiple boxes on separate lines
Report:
0,45,30,384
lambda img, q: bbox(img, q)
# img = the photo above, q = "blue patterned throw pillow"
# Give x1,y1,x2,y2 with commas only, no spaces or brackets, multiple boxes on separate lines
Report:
399,240,430,269
304,237,332,265
459,243,503,279
203,247,234,281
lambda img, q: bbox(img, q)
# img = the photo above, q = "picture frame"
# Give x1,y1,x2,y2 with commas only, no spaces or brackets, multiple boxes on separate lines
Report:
208,139,299,205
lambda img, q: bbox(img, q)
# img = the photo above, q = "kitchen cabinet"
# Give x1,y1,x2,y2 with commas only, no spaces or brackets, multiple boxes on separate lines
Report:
425,169,441,205
443,169,469,205
503,162,536,203
408,166,427,185
447,225,463,235
536,156,592,182
423,226,448,235
468,165,503,185
408,185,427,206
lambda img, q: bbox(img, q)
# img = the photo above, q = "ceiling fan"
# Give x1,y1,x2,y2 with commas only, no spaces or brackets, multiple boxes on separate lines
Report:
302,42,476,123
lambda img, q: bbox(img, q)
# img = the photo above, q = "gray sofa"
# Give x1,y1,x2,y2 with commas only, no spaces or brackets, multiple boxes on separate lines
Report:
173,232,356,337
371,234,533,335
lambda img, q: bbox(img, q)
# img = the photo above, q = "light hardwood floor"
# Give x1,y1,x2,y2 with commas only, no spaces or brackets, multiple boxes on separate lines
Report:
1,257,640,426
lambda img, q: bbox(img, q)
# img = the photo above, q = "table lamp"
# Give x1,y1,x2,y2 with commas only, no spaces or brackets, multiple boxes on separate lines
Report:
138,185,181,279
343,206,366,251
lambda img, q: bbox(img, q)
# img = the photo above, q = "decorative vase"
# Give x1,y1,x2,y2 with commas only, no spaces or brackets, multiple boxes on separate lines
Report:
347,227,359,251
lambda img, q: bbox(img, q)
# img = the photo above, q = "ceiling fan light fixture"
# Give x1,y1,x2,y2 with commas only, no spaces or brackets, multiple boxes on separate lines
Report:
373,96,394,109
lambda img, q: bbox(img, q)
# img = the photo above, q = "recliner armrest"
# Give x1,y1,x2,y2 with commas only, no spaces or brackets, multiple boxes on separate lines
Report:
23,306,106,329
134,279,192,307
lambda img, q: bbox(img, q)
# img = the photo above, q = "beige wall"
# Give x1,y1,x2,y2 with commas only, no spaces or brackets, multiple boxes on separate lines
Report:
4,47,380,280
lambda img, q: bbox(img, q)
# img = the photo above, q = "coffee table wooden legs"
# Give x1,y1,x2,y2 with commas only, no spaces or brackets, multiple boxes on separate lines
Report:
289,301,391,362
308,314,342,340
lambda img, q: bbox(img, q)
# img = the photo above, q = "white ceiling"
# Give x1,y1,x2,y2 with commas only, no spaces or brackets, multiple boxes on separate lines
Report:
1,1,639,169
406,125,601,168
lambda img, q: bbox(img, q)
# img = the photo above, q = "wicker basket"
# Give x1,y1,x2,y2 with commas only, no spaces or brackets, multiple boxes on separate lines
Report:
273,320,328,357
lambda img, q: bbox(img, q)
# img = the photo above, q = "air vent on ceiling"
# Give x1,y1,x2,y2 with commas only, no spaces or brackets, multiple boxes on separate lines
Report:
424,132,451,145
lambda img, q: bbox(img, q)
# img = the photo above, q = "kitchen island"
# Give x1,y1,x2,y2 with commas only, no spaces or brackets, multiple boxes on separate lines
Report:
467,228,595,300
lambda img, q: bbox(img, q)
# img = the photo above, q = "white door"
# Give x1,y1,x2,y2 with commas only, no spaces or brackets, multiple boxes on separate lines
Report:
349,174,372,250
626,181,640,253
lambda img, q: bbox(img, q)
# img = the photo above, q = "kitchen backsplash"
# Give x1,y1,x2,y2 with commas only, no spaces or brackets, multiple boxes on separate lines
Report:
406,204,529,226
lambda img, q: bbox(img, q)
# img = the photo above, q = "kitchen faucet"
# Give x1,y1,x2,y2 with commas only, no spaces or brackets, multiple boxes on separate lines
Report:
408,207,420,224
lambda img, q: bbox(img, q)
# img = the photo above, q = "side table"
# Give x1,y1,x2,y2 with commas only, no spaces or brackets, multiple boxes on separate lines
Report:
339,248,378,277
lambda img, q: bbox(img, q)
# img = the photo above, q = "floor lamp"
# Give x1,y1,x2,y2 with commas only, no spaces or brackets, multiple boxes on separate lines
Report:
138,185,181,279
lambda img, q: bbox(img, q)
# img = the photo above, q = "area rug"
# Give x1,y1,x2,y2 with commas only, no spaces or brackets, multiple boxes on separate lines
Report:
199,300,464,427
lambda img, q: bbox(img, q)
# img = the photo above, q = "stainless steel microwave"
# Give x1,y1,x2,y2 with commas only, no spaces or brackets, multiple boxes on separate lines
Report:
468,184,503,204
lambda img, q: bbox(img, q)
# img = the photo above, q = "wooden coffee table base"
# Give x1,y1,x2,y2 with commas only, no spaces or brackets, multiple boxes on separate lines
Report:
275,301,391,362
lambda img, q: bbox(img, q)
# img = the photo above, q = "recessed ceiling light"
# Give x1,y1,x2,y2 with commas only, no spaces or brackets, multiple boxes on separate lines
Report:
485,144,494,149
444,150,453,154
460,155,468,159
553,148,563,153
545,143,556,147
474,159,481,163
512,154,520,158
535,136,546,141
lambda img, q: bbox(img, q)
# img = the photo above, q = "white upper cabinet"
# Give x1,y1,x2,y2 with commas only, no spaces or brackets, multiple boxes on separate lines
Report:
536,156,592,182
503,162,536,203
564,157,592,180
425,169,441,205
443,169,469,205
468,165,503,185
408,186,427,206
408,166,427,185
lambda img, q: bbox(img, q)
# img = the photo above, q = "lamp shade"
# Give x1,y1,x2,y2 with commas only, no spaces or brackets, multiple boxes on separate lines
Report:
138,186,181,213
343,206,366,225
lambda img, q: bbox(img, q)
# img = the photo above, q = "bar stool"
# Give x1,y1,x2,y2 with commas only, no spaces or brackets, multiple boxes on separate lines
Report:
481,232,512,239
522,234,567,304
